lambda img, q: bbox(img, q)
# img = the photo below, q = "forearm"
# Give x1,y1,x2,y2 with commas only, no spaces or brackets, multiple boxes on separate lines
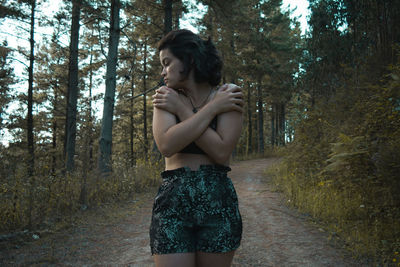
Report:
176,107,234,164
153,83,244,160
154,104,218,157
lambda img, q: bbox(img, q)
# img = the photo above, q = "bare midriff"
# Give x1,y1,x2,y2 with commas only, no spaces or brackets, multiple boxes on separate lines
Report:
165,153,229,171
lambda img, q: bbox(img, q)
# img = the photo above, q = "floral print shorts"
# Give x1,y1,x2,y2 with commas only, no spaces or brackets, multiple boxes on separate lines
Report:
149,165,242,255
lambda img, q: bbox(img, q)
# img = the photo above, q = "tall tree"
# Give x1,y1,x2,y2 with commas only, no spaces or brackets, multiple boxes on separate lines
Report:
142,40,148,157
65,0,81,172
246,82,253,155
98,0,121,174
256,75,264,153
17,0,38,230
163,0,172,34
25,0,36,178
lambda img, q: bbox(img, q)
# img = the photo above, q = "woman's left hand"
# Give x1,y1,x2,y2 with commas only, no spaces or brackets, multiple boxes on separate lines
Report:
152,86,185,115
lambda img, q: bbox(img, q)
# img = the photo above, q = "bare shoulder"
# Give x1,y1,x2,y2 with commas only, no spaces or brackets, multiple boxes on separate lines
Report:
153,107,177,131
217,111,243,133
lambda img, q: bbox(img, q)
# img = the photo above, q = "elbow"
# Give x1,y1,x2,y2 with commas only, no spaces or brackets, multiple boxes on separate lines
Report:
212,151,231,165
161,150,174,158
157,143,175,158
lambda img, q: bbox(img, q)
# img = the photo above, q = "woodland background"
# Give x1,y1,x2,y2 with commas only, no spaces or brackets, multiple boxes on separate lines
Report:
0,0,399,265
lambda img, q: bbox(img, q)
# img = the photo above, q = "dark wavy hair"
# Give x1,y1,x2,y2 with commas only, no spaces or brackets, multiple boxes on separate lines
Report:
157,29,223,86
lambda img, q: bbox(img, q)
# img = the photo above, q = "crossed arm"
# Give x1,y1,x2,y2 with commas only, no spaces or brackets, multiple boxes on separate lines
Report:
152,84,244,164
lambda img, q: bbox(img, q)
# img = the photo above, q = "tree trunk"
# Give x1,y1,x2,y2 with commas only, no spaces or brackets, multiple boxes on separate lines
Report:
129,43,137,167
271,104,275,147
129,78,135,166
164,0,172,34
274,103,279,146
51,81,59,175
247,82,252,155
279,103,286,146
98,0,120,174
174,4,180,30
65,0,81,172
142,41,148,158
257,79,264,154
271,102,286,146
27,0,36,229
87,29,95,170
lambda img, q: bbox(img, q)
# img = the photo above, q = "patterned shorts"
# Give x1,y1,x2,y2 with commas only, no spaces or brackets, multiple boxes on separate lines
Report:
149,165,242,255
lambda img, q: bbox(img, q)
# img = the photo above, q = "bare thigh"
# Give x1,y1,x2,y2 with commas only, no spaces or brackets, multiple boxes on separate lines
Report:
196,250,236,267
153,253,196,267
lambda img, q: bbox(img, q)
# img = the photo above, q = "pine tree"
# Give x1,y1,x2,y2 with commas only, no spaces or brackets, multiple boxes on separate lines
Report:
98,0,121,174
65,0,81,172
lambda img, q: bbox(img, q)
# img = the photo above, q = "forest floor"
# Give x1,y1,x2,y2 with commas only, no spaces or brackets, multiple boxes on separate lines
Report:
0,158,370,266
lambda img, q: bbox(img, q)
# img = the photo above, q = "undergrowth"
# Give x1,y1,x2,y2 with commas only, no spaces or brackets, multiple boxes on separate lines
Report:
269,61,400,265
0,157,163,234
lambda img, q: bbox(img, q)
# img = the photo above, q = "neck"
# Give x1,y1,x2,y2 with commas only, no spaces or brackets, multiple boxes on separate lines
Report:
183,81,213,106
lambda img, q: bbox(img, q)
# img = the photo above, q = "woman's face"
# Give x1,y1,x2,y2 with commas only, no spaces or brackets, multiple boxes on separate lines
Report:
159,48,186,89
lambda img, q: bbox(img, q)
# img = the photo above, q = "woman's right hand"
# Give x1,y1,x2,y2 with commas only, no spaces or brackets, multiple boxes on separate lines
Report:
210,84,244,114
152,86,188,115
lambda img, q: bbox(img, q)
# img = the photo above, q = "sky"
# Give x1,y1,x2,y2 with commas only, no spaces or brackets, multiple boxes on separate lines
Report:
181,0,310,35
0,0,310,145
282,0,310,34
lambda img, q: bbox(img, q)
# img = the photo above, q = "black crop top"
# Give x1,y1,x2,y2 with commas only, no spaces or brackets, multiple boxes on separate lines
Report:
176,114,218,154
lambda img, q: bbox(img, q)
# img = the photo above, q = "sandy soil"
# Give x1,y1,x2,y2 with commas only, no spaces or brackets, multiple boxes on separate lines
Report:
0,158,367,266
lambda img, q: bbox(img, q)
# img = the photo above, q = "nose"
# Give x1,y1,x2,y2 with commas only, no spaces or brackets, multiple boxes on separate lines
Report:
161,67,166,77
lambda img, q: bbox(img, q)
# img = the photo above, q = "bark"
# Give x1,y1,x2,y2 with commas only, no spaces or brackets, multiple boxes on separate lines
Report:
98,0,120,174
87,30,94,169
129,78,135,166
27,0,36,229
271,102,286,146
142,41,148,157
271,104,275,147
257,78,264,154
174,4,180,30
27,0,35,177
129,43,137,167
51,81,58,175
279,103,286,146
65,0,81,172
164,0,172,34
247,82,252,154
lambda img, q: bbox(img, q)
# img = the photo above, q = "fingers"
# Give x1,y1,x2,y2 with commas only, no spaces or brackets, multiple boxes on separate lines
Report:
152,98,162,105
232,91,243,99
226,85,242,93
233,98,244,107
231,103,244,113
155,86,171,94
218,84,229,91
152,93,162,100
219,84,242,96
153,86,169,99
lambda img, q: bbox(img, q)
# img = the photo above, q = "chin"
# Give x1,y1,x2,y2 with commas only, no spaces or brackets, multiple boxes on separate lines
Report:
167,83,179,89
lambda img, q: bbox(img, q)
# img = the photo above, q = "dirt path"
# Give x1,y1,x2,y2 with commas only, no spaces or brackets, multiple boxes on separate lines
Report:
229,158,362,267
1,158,364,266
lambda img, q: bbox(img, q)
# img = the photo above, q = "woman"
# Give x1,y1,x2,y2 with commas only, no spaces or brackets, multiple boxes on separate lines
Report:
150,29,243,267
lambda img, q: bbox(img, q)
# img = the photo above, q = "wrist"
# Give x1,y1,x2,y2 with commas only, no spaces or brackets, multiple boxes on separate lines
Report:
204,101,219,117
177,105,193,120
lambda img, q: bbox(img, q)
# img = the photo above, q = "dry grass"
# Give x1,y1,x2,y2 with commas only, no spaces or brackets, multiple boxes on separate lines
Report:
0,158,163,235
268,160,400,266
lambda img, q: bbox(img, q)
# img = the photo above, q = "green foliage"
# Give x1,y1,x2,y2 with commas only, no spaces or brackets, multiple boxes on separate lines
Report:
272,0,400,262
272,57,400,263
